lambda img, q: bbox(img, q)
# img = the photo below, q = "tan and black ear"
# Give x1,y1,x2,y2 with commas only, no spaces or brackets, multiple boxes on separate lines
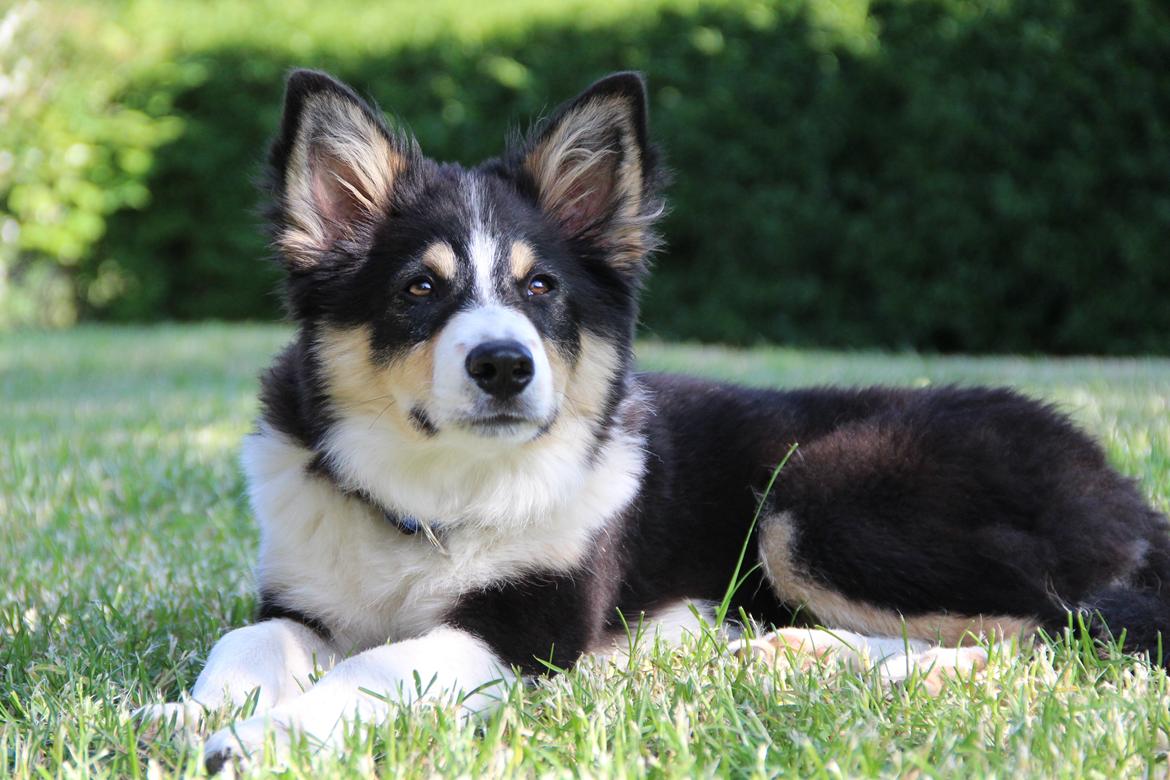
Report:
268,70,410,268
521,72,661,272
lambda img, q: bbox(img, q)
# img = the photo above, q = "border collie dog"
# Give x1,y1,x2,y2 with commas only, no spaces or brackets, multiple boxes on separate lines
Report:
142,70,1170,768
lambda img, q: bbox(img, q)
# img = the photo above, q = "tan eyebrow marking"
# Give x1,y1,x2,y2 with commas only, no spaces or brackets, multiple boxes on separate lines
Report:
510,240,538,280
421,242,458,280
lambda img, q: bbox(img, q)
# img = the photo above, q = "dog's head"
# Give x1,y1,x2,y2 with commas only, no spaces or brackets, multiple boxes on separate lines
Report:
266,70,663,446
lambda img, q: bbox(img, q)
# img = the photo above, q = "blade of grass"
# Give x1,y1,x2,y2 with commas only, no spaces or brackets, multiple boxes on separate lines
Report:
715,442,799,627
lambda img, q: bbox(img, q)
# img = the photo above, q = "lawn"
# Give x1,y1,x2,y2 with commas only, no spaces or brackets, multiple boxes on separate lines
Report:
2,324,1169,778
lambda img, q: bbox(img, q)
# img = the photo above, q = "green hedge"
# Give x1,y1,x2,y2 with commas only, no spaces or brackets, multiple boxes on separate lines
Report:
4,0,1170,353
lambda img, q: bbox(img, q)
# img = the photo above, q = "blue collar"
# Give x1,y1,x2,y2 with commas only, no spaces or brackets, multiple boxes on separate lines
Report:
308,453,433,539
386,511,421,535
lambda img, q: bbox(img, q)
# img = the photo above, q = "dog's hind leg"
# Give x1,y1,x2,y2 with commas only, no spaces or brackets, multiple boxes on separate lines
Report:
742,419,1051,678
736,500,1029,695
750,400,1170,669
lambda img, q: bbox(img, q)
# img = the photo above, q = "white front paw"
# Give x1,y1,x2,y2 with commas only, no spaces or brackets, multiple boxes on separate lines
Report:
135,700,207,738
204,715,292,774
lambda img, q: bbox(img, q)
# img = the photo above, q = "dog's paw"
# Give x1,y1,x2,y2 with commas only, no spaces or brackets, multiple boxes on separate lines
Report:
204,715,293,774
729,629,862,671
879,646,989,696
730,629,991,697
134,700,207,739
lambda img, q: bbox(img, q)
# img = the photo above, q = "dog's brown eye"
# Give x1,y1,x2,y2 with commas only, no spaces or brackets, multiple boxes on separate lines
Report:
527,275,555,297
406,278,434,298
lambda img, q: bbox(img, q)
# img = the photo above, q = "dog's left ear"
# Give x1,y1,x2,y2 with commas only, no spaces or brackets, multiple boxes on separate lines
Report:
521,72,661,273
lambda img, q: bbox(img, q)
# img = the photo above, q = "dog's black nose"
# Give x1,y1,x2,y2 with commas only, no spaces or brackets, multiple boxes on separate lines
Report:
465,340,534,398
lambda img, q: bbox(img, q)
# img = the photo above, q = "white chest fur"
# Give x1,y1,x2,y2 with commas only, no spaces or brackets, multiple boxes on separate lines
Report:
241,422,644,653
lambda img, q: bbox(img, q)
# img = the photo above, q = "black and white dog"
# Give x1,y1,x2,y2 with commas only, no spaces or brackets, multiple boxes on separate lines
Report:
142,70,1170,767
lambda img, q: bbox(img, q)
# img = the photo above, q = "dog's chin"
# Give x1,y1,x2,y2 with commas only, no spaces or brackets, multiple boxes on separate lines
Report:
454,412,552,443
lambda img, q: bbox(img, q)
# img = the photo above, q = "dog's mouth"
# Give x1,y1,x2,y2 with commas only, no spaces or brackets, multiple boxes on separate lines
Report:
468,413,530,428
455,410,556,440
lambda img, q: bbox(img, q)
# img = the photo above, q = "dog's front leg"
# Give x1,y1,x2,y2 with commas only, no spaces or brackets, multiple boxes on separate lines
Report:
202,626,513,770
138,618,336,731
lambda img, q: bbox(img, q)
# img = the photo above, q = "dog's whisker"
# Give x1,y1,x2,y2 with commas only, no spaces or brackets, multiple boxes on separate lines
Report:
367,398,397,429
356,393,395,406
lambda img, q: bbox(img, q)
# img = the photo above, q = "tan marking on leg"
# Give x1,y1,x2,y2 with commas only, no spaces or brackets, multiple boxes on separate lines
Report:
421,241,458,281
509,240,538,280
758,511,1038,644
315,325,435,438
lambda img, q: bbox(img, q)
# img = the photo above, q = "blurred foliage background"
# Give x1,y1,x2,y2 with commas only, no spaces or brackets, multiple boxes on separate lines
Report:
1,0,1168,352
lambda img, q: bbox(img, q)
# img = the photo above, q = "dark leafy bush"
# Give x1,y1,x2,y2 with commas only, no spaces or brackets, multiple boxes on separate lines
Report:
6,0,1170,353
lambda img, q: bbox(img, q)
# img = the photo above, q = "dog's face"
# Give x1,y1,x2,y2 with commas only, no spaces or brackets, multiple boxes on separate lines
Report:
266,71,661,445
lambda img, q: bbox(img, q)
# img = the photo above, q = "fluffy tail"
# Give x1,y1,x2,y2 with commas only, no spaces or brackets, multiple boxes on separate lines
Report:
1079,587,1170,665
1079,549,1170,666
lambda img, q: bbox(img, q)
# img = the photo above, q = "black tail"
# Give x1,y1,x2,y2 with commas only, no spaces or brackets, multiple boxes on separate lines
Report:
1079,548,1170,667
1080,587,1170,665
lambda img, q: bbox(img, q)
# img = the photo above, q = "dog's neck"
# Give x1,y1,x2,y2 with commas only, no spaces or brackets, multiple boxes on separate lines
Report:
306,452,425,536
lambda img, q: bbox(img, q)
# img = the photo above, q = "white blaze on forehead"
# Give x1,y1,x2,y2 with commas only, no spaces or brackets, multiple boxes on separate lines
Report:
441,304,542,350
466,179,501,302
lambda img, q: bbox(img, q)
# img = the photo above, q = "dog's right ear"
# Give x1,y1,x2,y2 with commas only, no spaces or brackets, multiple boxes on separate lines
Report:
267,70,410,269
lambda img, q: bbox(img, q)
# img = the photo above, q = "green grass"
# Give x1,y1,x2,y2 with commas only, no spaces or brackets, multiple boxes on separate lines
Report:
2,324,1169,778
